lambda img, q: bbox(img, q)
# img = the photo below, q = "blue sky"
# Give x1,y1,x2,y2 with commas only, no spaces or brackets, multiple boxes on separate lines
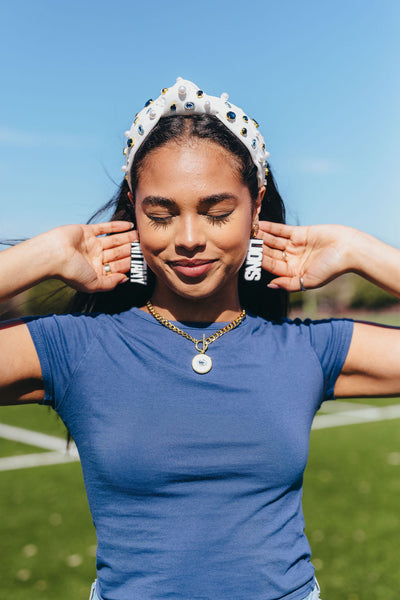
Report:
1,0,399,245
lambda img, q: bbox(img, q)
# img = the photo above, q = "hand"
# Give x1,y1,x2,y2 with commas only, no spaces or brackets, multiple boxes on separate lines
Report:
258,222,355,291
49,221,137,293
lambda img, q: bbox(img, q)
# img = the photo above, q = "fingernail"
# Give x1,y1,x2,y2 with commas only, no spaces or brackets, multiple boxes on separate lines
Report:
267,284,280,289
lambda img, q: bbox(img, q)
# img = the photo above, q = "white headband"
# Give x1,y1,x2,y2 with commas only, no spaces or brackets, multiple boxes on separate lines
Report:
122,77,270,189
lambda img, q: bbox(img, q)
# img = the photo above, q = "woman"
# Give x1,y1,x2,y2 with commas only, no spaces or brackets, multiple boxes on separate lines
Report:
1,78,399,600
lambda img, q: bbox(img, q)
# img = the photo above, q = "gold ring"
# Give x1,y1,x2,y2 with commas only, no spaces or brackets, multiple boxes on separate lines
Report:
104,263,112,276
282,251,287,261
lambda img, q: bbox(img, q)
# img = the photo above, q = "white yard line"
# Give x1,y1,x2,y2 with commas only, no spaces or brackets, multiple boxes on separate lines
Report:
318,400,373,413
312,403,400,429
0,450,79,471
0,423,70,451
0,423,79,471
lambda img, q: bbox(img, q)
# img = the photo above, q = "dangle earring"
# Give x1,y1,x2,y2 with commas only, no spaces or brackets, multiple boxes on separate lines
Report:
130,238,148,285
244,223,263,282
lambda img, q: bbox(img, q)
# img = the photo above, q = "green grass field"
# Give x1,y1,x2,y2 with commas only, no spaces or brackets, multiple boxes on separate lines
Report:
1,313,400,599
0,405,96,600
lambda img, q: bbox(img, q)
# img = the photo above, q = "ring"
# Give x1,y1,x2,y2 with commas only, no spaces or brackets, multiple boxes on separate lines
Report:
104,263,112,276
300,276,306,292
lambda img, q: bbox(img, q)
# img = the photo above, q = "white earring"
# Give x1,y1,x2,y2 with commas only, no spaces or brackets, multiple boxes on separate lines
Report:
130,241,148,285
244,238,263,282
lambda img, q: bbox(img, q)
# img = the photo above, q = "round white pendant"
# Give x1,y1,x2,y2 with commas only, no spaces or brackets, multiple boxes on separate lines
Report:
192,353,212,374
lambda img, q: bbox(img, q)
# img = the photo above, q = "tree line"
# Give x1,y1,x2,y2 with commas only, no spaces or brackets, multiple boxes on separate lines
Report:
0,274,398,322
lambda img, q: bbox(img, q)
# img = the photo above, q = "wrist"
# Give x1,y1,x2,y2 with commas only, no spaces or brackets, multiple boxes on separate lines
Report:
330,225,363,275
0,231,63,302
348,229,381,277
344,229,400,298
36,228,73,279
21,231,65,280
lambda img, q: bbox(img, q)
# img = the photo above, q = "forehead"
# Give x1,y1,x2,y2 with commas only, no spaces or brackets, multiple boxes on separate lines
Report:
136,139,243,192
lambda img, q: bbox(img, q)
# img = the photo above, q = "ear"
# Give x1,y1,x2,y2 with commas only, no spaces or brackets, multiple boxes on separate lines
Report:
253,186,265,219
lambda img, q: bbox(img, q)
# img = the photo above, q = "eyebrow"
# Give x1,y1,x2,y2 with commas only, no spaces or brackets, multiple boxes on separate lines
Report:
198,194,239,210
141,197,176,209
141,193,239,210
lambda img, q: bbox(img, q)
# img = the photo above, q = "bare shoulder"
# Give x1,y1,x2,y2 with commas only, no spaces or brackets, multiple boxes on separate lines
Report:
0,320,44,405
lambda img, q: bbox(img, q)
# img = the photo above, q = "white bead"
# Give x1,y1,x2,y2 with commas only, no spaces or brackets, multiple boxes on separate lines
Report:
121,166,127,172
221,92,229,101
124,130,130,138
204,100,211,111
149,109,157,119
176,76,183,82
178,85,186,96
265,151,270,158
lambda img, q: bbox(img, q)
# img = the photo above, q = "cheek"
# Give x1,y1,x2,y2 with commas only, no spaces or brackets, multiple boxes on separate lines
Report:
214,229,250,267
140,235,169,262
135,214,170,256
216,215,252,254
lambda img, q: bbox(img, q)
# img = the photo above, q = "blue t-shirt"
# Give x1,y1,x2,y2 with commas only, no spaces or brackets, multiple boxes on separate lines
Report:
25,308,353,600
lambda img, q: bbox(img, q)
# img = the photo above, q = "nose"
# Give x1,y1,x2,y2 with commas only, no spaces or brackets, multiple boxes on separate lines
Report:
174,215,206,253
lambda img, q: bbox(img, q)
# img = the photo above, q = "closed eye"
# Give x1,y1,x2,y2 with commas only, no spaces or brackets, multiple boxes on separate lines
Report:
147,214,174,229
206,213,232,226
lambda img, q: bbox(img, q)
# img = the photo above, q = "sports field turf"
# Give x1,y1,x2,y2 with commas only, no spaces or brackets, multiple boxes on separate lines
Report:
1,313,400,599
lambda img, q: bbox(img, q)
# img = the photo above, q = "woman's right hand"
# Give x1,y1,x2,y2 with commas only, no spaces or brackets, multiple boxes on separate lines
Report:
48,221,137,292
0,221,137,302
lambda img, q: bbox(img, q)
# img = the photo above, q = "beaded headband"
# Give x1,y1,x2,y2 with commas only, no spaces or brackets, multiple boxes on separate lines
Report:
122,77,270,189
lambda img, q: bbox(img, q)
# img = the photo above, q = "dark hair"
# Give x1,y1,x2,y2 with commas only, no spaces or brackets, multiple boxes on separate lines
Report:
70,114,288,320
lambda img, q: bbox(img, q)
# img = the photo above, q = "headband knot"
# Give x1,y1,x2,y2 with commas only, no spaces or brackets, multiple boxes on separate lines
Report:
123,77,270,188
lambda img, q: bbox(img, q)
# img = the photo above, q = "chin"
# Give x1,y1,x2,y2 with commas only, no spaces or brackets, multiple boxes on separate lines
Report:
170,284,218,302
170,275,237,303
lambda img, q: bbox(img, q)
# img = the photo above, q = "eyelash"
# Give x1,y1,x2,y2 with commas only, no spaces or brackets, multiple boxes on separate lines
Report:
207,213,231,226
148,213,232,229
148,216,172,230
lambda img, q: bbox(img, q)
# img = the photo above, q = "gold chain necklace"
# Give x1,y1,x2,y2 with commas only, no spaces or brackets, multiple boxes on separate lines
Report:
146,300,246,374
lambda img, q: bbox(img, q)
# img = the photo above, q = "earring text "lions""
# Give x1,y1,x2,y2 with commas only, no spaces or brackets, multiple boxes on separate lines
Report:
244,239,263,281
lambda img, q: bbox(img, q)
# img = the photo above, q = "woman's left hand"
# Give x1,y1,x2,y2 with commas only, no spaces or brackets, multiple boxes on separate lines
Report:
258,222,355,292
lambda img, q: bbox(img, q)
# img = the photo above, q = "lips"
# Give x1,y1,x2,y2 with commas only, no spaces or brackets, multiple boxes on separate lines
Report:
168,259,216,278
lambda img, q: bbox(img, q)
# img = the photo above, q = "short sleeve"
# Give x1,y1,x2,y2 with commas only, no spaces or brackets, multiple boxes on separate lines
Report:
23,313,96,409
305,318,354,399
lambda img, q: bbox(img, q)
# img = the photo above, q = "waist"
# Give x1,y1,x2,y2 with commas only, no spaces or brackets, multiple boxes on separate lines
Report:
89,578,321,600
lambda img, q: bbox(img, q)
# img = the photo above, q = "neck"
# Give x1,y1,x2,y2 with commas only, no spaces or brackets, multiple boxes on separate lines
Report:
144,283,242,323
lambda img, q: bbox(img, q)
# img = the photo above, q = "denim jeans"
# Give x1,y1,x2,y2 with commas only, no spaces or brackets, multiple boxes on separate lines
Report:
88,579,321,600
303,578,321,600
88,581,100,600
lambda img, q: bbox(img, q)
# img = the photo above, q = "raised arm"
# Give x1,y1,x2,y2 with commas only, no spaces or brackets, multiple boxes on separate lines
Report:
0,222,136,405
259,222,400,398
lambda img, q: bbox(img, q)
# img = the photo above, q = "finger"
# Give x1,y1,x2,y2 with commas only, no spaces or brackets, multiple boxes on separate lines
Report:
267,276,302,292
259,221,294,239
102,242,133,264
91,221,134,236
98,272,130,290
101,230,138,250
261,255,289,277
104,256,131,275
262,245,287,262
260,231,288,251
